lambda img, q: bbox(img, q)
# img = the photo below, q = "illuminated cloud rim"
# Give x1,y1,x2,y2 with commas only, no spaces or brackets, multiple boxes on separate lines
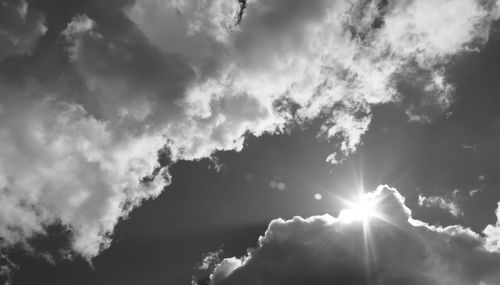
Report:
206,186,500,285
0,0,499,259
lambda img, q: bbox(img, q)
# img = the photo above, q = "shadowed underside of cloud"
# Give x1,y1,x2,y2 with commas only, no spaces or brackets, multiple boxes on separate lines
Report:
205,186,500,285
0,0,499,259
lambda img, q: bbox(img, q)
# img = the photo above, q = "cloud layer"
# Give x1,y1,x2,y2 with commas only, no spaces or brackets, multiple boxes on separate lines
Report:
0,0,499,259
206,186,500,285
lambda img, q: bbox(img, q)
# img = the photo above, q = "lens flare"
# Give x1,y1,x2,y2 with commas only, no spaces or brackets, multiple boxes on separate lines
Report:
336,191,384,284
339,196,379,223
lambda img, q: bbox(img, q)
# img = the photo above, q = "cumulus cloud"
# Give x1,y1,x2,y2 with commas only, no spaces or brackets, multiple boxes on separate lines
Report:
130,0,500,159
0,0,499,261
206,186,500,285
0,93,168,259
484,204,500,252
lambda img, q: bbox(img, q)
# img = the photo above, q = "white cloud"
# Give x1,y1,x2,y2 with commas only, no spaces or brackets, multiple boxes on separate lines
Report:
1,0,500,261
470,189,481,196
130,0,500,160
207,186,500,285
379,0,495,63
0,93,167,259
484,203,500,252
61,14,95,39
198,250,223,271
210,257,242,283
418,194,463,217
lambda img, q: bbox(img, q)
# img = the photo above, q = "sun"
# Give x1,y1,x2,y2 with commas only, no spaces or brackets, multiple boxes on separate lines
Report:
339,196,379,223
351,198,378,220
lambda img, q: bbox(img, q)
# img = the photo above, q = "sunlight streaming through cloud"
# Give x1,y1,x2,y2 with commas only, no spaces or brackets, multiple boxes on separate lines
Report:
206,186,500,285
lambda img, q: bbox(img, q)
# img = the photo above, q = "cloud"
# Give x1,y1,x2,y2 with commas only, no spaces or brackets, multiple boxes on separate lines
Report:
0,0,499,261
0,94,168,259
484,203,500,252
191,249,224,284
0,253,18,285
130,0,500,159
470,189,481,196
206,186,500,285
418,192,463,217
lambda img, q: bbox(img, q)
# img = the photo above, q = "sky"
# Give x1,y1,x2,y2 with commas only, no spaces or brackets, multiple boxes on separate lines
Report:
2,0,500,284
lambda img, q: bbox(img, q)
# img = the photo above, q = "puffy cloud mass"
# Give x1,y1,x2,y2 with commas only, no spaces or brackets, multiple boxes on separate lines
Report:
128,0,500,160
0,0,499,259
205,186,500,285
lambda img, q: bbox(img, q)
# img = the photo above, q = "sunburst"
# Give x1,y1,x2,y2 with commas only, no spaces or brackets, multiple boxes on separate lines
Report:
338,196,379,223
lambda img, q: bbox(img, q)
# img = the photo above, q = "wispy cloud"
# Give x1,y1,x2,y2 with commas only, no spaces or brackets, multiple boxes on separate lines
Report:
418,193,463,217
0,253,18,285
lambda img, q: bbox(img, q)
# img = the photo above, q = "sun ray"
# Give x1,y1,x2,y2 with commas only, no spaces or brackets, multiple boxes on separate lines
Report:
335,179,382,284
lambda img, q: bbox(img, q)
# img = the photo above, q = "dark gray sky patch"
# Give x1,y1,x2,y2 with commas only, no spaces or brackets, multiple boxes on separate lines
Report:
0,0,45,61
395,61,453,123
